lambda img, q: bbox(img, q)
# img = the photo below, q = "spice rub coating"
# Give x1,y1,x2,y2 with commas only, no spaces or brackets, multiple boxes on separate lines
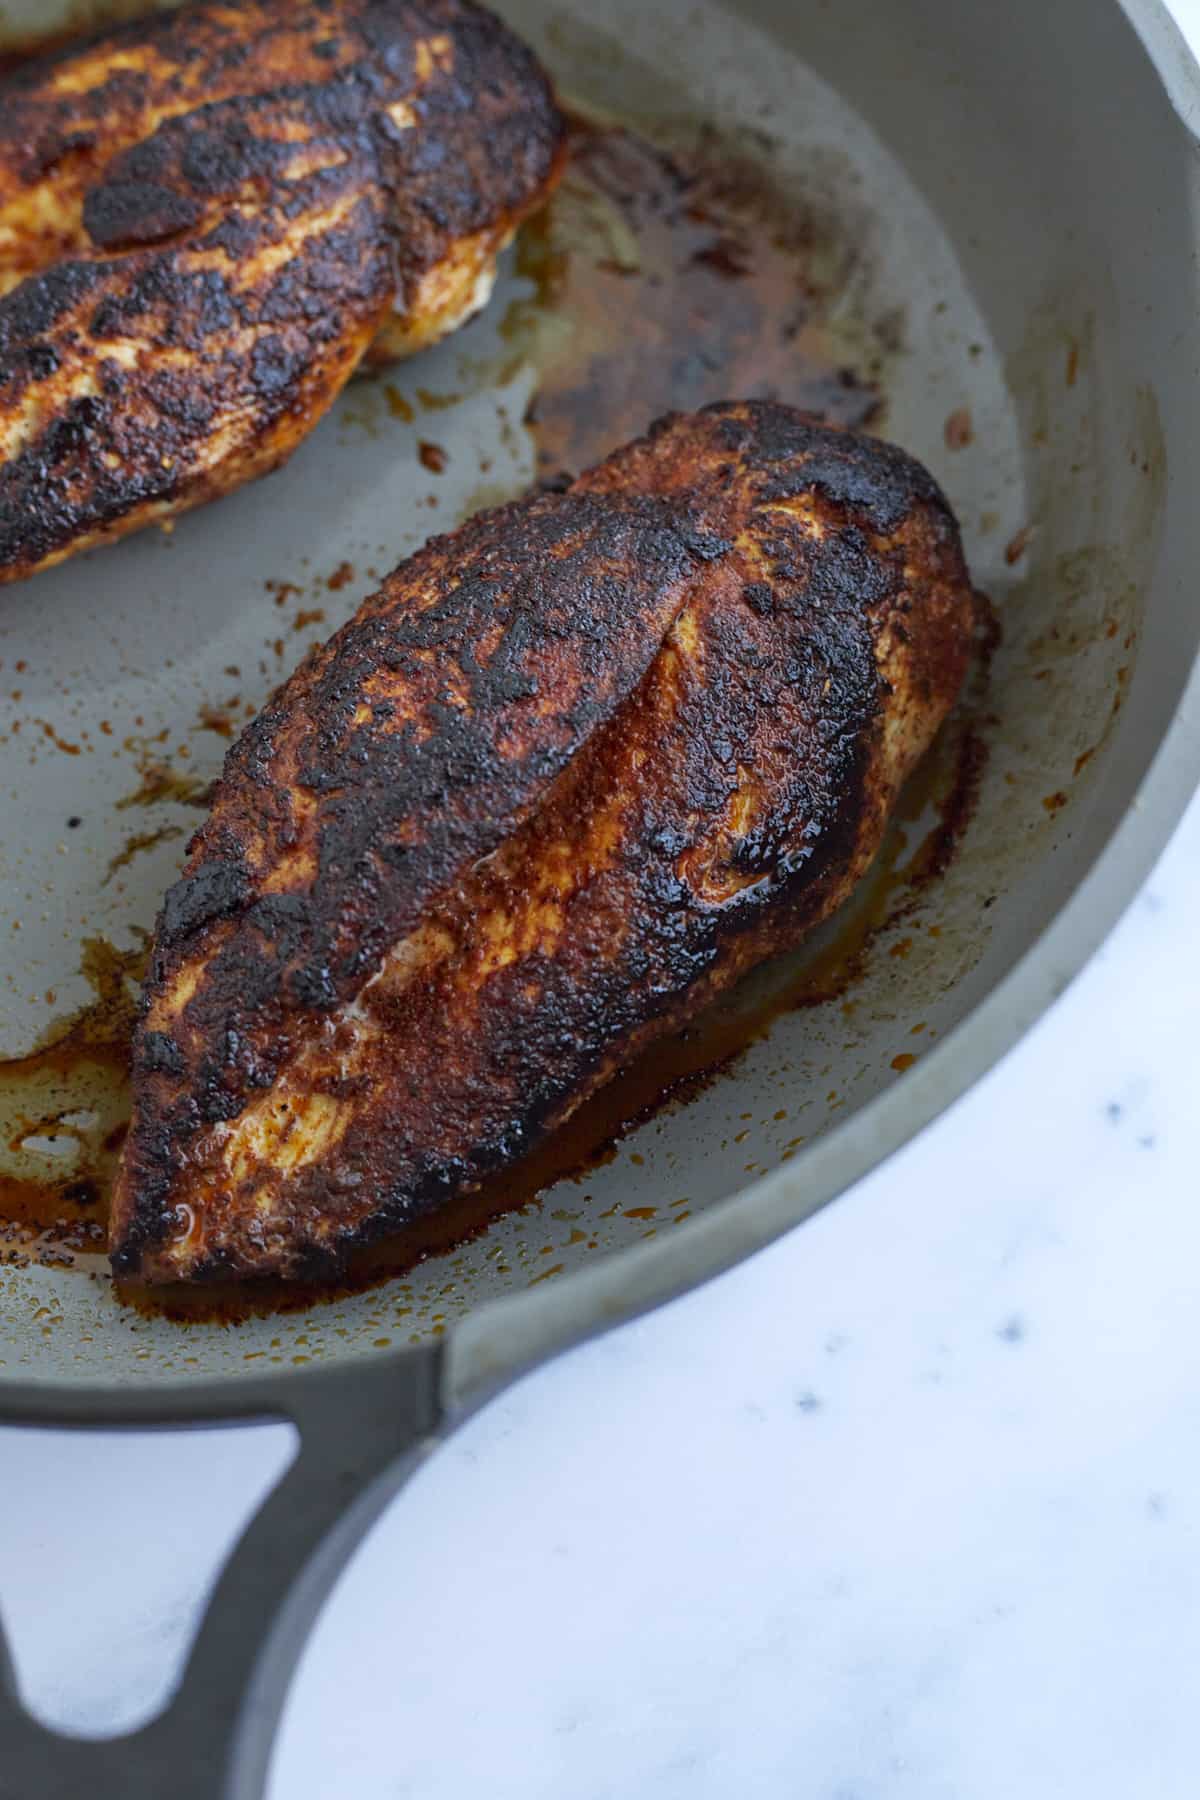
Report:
110,401,975,1282
0,0,565,584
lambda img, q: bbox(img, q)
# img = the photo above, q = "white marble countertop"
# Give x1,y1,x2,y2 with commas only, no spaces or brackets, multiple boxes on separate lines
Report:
6,5,1200,1795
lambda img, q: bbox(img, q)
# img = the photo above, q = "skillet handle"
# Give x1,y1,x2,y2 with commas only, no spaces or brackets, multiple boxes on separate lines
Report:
0,1344,446,1800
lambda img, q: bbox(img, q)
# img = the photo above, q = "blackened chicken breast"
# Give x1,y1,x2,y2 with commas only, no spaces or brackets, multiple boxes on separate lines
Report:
111,401,975,1282
0,0,565,584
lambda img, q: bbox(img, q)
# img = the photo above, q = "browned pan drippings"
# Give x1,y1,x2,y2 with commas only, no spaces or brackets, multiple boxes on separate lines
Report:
509,113,883,477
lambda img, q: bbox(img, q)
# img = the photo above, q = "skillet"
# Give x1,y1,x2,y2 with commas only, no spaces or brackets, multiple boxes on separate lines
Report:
2,0,1200,1793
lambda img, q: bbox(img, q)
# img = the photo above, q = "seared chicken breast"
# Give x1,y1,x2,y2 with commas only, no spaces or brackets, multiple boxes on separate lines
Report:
0,0,564,585
111,402,975,1283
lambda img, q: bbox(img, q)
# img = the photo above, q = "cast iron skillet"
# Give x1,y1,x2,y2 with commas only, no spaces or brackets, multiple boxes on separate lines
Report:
2,0,1200,1794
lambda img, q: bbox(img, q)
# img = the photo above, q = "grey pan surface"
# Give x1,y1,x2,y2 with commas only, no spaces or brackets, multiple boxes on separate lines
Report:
2,0,1200,1792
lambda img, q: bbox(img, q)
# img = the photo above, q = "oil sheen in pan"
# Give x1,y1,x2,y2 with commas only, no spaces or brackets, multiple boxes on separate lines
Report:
0,85,992,1315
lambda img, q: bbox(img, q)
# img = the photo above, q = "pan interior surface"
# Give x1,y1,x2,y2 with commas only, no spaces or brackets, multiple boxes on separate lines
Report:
0,0,1183,1387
